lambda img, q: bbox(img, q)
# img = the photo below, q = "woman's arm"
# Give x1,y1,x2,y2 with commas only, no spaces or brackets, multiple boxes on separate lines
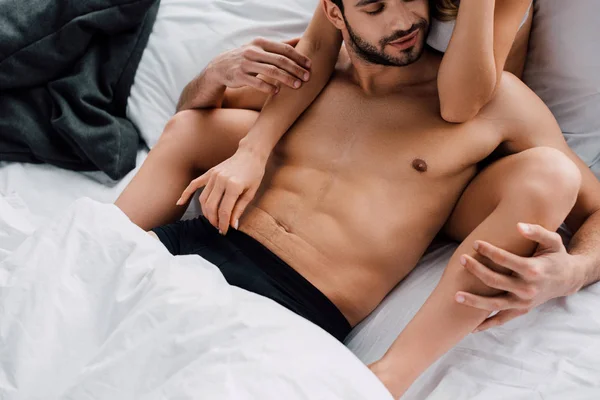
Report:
177,3,343,234
237,3,342,158
437,0,532,123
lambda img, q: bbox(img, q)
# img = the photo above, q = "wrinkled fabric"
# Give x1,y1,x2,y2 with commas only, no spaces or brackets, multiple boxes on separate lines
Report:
0,0,159,180
0,197,391,400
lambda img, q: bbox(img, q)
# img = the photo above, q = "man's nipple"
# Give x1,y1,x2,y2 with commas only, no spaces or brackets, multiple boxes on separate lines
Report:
412,158,428,173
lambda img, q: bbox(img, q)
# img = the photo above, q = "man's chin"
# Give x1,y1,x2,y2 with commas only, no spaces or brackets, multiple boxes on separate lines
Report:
394,47,425,66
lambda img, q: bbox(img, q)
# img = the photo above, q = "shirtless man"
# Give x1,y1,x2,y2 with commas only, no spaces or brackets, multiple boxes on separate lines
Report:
116,0,600,397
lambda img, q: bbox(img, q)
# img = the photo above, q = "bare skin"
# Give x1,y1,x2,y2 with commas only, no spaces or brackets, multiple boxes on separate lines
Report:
116,2,600,397
187,0,535,241
126,51,588,325
117,56,600,398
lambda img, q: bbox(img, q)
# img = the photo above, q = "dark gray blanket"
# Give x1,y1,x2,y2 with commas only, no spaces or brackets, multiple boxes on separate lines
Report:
0,0,160,180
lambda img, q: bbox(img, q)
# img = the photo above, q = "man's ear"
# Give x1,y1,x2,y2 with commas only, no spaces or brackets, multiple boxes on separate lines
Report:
321,0,346,30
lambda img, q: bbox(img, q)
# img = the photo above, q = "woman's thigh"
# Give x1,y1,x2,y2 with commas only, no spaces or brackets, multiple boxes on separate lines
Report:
444,148,580,243
116,108,259,231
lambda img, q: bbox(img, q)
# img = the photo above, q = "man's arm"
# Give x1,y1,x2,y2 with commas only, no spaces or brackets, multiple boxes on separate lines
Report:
176,38,312,112
177,63,228,111
567,218,600,288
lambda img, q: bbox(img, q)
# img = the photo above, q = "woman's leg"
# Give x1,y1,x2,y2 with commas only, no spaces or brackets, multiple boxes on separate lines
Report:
115,108,258,231
377,147,582,392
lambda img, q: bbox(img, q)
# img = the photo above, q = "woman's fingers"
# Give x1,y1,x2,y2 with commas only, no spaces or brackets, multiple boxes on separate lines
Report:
204,176,226,228
230,188,257,230
199,175,216,219
177,173,209,205
217,182,245,235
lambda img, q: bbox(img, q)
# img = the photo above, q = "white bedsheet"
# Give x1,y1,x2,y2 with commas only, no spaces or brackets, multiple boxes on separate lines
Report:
0,150,147,223
2,158,600,398
0,197,392,399
347,243,600,399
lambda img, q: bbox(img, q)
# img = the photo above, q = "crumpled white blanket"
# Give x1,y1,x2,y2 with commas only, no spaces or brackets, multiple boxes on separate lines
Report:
0,197,392,400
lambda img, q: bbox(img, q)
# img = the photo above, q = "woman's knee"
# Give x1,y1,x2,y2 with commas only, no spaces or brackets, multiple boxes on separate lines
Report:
158,109,208,147
507,147,581,214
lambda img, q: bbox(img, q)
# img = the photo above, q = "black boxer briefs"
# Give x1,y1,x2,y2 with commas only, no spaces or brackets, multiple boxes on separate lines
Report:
151,216,351,342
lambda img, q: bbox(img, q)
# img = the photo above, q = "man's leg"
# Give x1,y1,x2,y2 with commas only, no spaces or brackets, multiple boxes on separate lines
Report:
115,108,258,231
377,147,582,392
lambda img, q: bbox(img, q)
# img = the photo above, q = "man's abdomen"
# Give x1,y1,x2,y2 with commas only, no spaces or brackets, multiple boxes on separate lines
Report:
238,165,454,326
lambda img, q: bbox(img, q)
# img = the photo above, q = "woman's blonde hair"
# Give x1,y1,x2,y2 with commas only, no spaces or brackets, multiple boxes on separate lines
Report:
431,0,459,21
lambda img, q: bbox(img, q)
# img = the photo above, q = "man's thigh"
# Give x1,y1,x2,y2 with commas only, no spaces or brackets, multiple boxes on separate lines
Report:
115,108,259,230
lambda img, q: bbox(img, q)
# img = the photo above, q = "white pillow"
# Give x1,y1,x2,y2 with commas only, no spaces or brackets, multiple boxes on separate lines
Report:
127,0,318,148
523,0,600,173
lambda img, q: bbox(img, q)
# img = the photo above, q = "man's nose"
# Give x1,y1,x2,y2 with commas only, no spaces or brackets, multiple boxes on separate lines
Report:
385,1,414,31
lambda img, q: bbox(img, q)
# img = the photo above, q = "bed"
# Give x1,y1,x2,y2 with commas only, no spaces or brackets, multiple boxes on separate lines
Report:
1,0,600,399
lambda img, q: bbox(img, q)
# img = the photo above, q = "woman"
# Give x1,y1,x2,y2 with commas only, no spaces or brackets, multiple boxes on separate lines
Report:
177,0,534,234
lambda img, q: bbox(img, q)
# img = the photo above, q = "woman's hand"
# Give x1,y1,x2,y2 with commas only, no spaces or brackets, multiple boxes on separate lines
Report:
209,37,311,95
176,148,267,235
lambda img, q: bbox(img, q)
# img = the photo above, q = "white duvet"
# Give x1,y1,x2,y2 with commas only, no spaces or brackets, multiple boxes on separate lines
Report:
2,196,600,400
0,197,392,399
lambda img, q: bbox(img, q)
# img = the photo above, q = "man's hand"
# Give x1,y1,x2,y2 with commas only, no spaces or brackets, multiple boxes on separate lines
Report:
209,37,311,95
455,223,582,332
176,147,267,235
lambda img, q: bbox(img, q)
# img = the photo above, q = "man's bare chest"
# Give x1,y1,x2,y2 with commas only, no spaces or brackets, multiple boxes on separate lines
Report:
275,81,501,183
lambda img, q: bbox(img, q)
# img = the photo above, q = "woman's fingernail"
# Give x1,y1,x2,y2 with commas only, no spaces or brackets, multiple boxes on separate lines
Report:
519,223,531,233
218,229,223,235
234,220,239,230
176,199,182,205
473,242,480,251
303,72,310,81
294,80,301,88
306,60,312,68
473,329,480,333
460,256,467,266
456,295,465,304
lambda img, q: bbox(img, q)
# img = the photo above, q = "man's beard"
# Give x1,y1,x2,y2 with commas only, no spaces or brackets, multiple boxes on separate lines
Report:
344,16,429,67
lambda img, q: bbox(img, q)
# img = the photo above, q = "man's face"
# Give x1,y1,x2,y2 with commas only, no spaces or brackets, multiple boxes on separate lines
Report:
337,0,430,67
